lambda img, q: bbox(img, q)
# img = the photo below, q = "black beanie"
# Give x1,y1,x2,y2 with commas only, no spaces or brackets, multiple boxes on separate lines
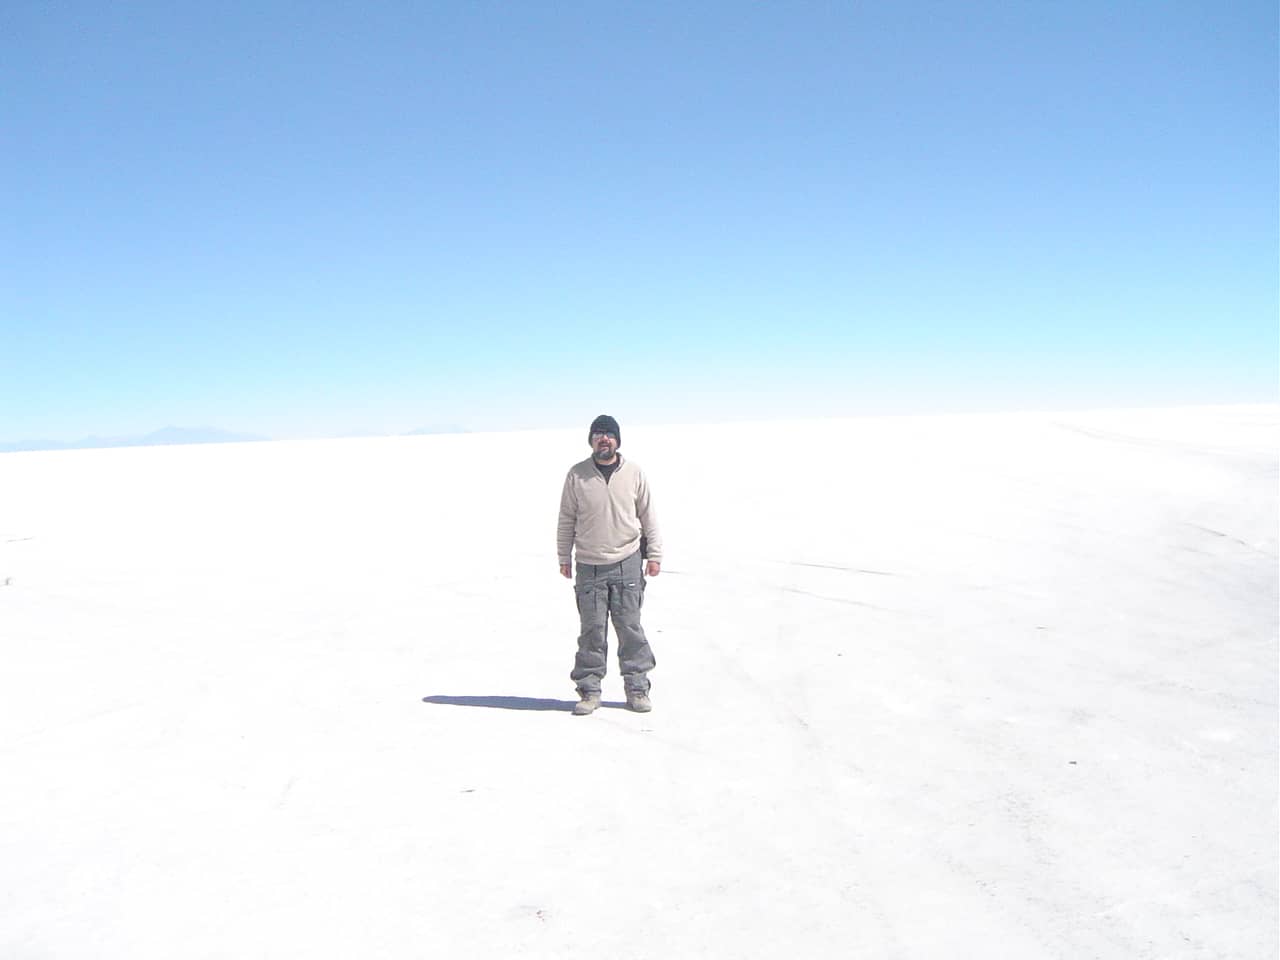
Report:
589,414,621,448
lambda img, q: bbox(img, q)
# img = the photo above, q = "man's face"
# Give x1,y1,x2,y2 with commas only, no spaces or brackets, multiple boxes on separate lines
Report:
591,431,618,461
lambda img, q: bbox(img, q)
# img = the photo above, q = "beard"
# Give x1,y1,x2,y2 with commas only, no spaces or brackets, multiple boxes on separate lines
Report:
592,443,616,462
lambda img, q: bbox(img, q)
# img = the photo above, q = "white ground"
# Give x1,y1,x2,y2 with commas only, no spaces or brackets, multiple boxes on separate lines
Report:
2,406,1276,960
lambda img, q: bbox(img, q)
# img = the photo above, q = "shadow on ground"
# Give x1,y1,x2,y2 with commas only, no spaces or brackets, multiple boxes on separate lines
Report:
422,695,628,712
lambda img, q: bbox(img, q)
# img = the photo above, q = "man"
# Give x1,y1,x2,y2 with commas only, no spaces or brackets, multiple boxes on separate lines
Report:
557,414,662,716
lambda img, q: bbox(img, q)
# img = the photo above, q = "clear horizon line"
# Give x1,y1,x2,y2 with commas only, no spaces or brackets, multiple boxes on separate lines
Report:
4,399,1277,453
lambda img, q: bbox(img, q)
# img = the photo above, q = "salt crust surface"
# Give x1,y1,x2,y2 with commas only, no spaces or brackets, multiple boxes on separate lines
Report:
2,405,1276,959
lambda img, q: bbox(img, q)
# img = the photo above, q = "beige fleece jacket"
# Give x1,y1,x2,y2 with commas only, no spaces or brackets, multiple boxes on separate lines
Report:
557,456,663,566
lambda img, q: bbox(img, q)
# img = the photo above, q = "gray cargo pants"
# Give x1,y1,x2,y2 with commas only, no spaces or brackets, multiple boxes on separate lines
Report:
570,550,655,696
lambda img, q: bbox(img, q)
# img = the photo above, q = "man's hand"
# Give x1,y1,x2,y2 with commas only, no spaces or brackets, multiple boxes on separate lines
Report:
646,560,660,577
559,563,572,579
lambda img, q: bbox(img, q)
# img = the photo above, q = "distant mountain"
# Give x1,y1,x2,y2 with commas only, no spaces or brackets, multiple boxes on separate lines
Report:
132,426,269,447
404,425,471,436
0,427,270,454
1,424,477,453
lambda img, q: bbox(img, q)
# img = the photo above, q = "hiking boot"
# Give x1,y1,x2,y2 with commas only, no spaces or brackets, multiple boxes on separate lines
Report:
626,691,652,713
572,693,601,716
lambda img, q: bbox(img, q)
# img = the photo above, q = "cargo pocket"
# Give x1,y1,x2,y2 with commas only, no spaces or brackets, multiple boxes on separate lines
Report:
618,578,644,620
576,580,606,625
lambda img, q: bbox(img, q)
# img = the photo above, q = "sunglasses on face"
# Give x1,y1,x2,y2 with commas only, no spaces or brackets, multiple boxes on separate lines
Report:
591,432,617,441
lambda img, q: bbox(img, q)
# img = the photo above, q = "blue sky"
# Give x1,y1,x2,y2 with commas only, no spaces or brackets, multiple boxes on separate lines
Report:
3,1,1276,442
